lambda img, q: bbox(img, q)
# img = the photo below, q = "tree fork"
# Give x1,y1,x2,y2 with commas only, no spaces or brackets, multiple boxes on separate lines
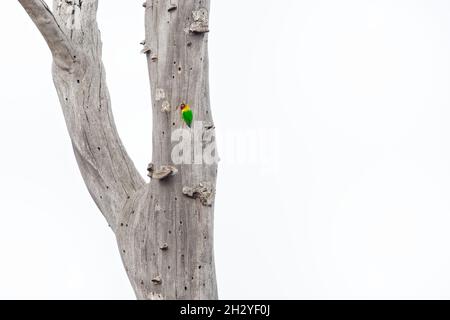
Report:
19,0,218,300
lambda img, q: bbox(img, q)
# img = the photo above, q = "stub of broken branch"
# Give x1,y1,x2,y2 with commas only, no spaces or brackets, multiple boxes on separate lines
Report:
189,8,209,34
182,182,215,206
141,45,151,54
168,4,177,12
147,164,178,180
151,276,162,285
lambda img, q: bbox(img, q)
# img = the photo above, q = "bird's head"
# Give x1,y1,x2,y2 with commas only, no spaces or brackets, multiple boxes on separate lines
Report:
178,103,187,111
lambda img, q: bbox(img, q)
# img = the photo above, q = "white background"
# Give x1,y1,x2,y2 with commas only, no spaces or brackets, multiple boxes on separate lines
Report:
1,0,450,299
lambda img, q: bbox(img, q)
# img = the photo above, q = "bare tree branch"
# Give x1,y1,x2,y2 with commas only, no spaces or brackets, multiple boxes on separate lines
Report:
17,0,218,299
18,0,76,71
19,0,145,229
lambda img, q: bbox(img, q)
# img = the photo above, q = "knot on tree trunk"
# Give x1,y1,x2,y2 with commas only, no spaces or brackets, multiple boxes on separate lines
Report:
168,4,177,12
148,292,164,300
189,8,209,34
151,275,162,285
182,182,215,206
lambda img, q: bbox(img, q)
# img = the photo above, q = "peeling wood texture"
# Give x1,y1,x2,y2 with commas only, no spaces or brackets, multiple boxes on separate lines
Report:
19,0,218,300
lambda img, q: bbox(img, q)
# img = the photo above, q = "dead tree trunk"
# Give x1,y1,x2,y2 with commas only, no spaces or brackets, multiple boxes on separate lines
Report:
18,0,218,300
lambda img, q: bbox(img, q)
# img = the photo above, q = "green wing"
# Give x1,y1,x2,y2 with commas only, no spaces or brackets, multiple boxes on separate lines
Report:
183,110,193,127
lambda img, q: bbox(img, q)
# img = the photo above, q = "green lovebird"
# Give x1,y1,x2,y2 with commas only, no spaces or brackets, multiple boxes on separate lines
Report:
179,103,193,128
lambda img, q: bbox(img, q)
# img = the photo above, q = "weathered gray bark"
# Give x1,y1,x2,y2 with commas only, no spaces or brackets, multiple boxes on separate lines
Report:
18,0,217,300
